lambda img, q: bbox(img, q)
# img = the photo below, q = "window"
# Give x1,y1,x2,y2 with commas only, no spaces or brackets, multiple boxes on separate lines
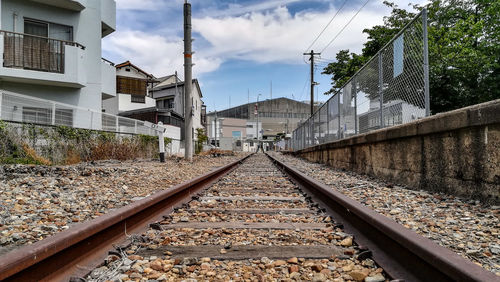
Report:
232,131,241,138
236,140,242,147
131,95,145,103
22,107,51,124
246,124,253,128
157,98,174,109
117,76,147,96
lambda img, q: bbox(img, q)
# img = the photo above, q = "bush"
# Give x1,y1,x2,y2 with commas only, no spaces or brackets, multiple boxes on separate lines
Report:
0,122,161,165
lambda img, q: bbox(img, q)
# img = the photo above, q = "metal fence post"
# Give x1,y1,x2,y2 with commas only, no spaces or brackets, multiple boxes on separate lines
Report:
326,101,330,140
337,93,341,139
423,9,430,116
378,54,384,128
353,79,358,134
0,92,3,119
51,102,56,125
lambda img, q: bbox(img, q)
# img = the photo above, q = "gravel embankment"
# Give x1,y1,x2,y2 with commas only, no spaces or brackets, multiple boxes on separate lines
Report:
269,152,500,276
86,153,387,282
0,154,248,255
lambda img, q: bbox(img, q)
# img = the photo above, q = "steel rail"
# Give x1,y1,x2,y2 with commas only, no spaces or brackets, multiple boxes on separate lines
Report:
267,153,498,282
0,154,252,282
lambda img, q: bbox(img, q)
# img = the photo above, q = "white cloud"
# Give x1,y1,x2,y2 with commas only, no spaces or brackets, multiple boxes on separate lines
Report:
102,30,222,78
105,0,427,77
193,5,384,64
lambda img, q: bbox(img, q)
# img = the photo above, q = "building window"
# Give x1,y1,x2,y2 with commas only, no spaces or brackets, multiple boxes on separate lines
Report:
131,94,145,103
236,140,242,147
232,131,241,138
246,124,253,128
157,98,174,109
117,76,147,96
22,107,51,124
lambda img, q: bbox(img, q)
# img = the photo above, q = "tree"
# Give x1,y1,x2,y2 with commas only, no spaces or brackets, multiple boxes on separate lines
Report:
195,128,208,154
322,0,500,113
321,50,367,95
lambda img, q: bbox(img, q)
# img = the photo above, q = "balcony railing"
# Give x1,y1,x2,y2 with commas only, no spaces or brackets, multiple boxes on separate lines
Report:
1,30,85,74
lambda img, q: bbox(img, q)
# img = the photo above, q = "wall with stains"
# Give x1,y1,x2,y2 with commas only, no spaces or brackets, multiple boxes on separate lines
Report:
295,100,500,203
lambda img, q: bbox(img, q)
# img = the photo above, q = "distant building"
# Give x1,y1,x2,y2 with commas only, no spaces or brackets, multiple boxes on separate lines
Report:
119,75,206,141
150,77,206,132
0,0,116,127
207,97,317,140
102,61,156,115
205,117,262,152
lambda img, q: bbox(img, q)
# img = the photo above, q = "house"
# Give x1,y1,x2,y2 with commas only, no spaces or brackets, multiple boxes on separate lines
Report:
102,61,157,115
149,77,206,133
206,116,263,151
0,0,116,127
119,75,207,144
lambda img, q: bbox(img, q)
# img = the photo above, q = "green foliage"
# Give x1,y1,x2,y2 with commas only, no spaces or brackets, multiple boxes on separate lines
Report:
195,128,208,154
55,126,93,141
322,50,367,94
0,121,162,165
322,0,500,114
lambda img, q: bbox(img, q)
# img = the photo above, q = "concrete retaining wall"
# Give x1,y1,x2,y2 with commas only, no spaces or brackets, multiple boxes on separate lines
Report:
295,100,500,203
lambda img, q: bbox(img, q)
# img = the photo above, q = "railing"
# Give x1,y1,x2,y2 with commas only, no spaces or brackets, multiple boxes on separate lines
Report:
292,10,429,151
0,90,156,136
1,30,85,74
101,57,115,66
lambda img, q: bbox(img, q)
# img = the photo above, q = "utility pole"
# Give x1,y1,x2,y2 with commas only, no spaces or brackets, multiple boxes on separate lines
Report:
183,0,193,161
303,50,320,116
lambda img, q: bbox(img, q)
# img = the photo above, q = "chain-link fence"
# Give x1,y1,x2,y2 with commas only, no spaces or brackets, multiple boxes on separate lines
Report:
0,90,158,136
292,9,429,151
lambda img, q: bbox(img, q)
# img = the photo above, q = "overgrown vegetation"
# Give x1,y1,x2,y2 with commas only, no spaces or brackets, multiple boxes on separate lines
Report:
195,128,208,154
0,122,162,165
322,0,499,114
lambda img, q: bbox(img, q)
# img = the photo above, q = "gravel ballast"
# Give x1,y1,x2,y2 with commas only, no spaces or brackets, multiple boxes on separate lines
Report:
269,152,500,276
0,154,247,254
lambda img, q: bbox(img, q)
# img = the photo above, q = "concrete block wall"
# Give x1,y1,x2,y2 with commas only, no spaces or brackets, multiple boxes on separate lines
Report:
295,99,500,203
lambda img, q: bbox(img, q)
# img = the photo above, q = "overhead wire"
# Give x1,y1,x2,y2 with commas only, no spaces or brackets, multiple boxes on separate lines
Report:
303,0,349,53
320,0,372,54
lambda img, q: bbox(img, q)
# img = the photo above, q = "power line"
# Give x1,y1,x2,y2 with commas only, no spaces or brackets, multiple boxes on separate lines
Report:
303,0,349,53
320,0,372,54
298,73,309,102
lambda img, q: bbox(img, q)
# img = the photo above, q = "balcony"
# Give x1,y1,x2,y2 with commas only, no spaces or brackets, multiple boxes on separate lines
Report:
101,0,116,37
0,30,86,88
29,0,86,12
101,58,116,99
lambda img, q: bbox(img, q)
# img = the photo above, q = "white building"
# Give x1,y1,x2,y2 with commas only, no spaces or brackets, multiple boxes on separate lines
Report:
150,77,205,137
102,61,156,115
0,0,116,127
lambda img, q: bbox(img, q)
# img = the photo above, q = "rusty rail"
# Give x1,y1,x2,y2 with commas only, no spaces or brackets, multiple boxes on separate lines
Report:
267,153,498,282
0,154,252,281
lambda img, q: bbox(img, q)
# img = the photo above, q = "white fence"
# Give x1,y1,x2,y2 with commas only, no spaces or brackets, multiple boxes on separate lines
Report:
0,90,157,135
0,90,185,155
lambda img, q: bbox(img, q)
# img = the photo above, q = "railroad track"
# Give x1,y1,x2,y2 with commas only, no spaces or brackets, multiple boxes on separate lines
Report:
0,153,497,281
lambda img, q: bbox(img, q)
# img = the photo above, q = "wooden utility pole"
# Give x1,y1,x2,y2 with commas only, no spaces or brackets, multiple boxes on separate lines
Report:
303,50,320,116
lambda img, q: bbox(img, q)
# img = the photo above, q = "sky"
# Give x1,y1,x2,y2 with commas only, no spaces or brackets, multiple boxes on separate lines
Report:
103,0,426,112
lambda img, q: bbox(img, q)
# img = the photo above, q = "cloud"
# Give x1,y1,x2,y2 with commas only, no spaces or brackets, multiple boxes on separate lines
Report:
199,0,305,17
193,5,385,64
105,0,427,77
102,30,222,78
